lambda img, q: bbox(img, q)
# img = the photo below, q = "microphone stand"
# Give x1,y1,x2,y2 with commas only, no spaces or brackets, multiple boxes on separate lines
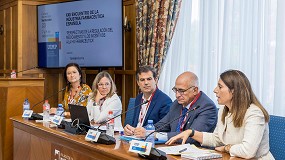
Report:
87,100,149,145
16,66,38,74
96,100,149,131
29,87,66,120
144,105,200,141
139,105,200,160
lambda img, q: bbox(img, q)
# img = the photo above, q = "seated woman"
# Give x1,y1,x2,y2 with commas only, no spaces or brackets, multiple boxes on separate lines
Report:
86,71,123,130
166,70,274,159
51,63,92,116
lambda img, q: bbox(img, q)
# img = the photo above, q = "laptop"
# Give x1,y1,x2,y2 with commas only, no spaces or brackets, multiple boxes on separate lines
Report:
68,104,91,128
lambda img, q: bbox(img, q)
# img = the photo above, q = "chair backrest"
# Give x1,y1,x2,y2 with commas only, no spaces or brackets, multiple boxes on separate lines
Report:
124,98,136,127
269,115,285,160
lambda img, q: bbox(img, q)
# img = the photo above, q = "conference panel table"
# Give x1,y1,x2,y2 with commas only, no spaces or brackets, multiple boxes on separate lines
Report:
11,116,243,160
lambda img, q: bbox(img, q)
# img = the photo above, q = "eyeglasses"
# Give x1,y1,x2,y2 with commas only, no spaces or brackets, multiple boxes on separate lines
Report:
172,86,196,95
98,82,111,88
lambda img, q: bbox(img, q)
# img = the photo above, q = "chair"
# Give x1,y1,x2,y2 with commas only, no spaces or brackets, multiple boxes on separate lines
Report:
124,98,136,126
269,115,285,160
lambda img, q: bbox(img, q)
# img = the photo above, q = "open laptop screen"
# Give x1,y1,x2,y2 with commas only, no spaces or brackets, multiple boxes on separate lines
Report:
68,104,90,127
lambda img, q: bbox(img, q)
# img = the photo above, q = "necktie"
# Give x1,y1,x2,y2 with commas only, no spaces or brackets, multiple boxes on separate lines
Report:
176,107,188,132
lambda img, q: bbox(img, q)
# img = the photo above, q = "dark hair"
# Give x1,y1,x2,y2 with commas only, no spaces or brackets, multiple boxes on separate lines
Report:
136,65,157,80
63,63,84,89
220,70,269,127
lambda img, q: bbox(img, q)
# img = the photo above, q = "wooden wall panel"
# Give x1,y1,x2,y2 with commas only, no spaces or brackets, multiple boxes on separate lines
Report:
1,0,137,135
5,7,11,70
0,10,4,72
13,128,31,160
22,5,37,72
12,6,17,70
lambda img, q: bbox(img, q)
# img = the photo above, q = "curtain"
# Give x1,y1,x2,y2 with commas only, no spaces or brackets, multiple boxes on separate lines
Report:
158,0,285,116
136,0,182,76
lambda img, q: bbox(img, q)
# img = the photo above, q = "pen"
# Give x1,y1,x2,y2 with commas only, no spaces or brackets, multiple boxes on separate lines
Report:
179,148,187,153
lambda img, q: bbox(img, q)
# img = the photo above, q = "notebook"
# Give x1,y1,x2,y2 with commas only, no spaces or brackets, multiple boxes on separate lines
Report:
68,104,91,127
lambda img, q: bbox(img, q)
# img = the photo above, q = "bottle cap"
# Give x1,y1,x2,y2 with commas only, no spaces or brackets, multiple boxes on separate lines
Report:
108,110,113,114
45,100,48,103
148,120,153,123
58,104,63,107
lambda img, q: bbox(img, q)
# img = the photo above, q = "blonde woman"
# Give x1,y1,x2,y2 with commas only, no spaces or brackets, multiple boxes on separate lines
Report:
86,71,123,129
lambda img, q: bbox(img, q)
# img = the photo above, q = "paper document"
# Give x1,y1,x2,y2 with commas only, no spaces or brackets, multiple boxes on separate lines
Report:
92,125,124,132
156,144,210,155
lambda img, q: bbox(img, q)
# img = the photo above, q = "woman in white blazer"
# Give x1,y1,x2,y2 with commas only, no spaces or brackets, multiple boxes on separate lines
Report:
166,70,274,159
86,71,123,130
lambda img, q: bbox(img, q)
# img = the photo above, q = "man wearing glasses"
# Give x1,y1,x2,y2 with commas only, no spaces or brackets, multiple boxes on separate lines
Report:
133,71,217,146
124,66,172,135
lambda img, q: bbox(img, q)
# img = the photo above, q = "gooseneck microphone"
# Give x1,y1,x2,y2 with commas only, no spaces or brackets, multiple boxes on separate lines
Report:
29,86,66,120
16,66,38,74
96,100,149,131
144,105,200,141
90,100,149,145
139,105,201,160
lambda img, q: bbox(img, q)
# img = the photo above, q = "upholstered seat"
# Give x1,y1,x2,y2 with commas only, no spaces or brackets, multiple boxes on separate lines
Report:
269,115,285,160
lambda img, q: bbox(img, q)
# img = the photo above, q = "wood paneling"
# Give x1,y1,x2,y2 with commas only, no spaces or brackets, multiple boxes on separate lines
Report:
1,0,137,158
0,78,44,160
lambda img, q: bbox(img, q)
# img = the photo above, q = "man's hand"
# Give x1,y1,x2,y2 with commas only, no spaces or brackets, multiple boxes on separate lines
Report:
124,124,135,136
134,127,146,138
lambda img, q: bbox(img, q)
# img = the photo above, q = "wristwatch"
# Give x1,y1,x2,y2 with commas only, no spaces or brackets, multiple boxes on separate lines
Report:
189,128,195,137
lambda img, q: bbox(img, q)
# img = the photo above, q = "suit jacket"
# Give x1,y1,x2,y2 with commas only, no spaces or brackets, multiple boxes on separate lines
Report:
155,91,217,145
129,88,172,127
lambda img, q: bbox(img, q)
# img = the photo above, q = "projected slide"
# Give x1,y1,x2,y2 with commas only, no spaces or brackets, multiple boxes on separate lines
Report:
38,0,122,68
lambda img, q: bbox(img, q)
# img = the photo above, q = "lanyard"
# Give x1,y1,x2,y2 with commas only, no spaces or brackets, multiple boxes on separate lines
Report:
179,92,201,132
138,88,157,126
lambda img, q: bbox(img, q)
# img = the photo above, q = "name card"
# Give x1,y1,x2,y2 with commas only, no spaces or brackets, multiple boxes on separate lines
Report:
22,110,33,118
129,140,152,155
51,115,64,125
85,129,101,142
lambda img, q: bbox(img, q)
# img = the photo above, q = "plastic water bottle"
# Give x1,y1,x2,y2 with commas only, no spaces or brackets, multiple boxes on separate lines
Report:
10,70,16,78
145,120,155,147
43,100,50,122
106,110,114,137
23,98,30,112
23,99,30,119
56,104,64,117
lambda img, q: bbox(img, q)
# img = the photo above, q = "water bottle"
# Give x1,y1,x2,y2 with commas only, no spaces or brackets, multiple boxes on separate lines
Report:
23,98,30,112
106,110,114,137
10,70,16,78
56,104,64,117
43,100,50,122
23,99,30,119
145,120,155,147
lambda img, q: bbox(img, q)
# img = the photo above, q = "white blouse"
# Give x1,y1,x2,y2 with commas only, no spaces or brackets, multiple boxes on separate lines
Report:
86,93,123,130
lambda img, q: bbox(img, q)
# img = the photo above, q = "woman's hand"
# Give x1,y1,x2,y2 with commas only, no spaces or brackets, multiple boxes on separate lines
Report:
165,129,192,145
215,146,225,152
95,90,106,103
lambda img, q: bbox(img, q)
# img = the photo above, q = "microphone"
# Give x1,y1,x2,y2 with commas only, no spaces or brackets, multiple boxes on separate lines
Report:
90,100,150,145
29,86,66,120
16,66,38,74
139,105,201,160
97,99,149,130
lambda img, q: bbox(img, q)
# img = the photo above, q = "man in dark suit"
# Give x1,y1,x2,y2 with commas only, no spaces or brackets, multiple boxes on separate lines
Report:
133,71,217,146
124,66,172,135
